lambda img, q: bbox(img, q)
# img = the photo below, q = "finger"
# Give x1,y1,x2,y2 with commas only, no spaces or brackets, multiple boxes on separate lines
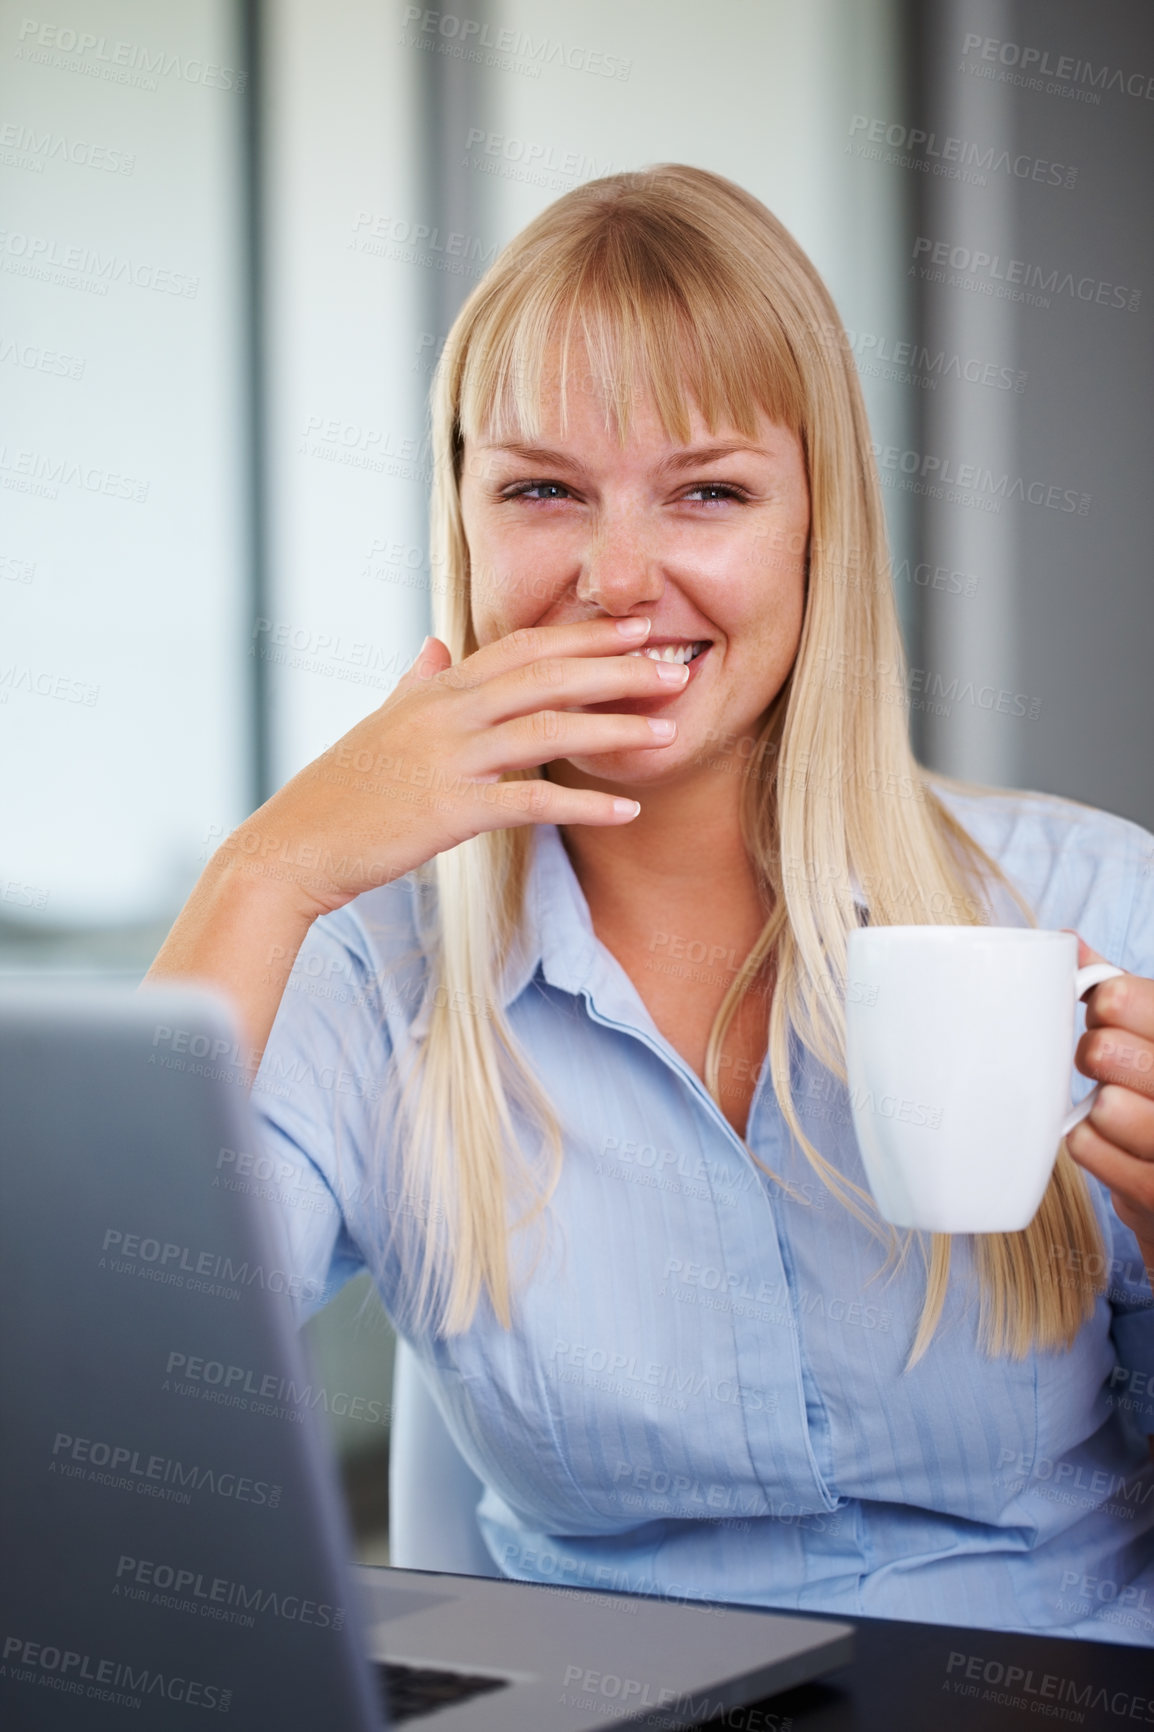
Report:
1063,929,1154,1038
467,649,690,724
388,635,452,691
1066,1115,1154,1223
1076,1026,1154,1102
1087,973,1154,1041
446,616,653,689
413,635,453,680
462,776,640,832
1079,1081,1154,1162
459,709,679,776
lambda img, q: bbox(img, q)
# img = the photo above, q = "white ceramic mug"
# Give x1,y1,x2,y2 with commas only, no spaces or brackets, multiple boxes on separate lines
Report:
844,926,1124,1233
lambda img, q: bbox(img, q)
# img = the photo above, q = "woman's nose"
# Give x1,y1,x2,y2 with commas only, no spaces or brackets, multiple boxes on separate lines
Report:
575,518,665,615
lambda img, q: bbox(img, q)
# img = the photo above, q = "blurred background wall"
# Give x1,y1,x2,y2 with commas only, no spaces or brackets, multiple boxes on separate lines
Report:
3,0,1150,1560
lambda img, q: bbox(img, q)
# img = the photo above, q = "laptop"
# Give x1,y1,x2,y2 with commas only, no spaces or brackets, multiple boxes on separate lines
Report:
0,981,853,1729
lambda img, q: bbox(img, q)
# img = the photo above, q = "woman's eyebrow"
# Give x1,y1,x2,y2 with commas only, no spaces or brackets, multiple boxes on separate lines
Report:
478,442,579,469
661,444,774,471
477,441,774,470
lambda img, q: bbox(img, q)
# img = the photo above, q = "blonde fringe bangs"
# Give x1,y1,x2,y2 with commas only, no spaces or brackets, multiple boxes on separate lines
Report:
454,214,806,453
390,165,1106,1358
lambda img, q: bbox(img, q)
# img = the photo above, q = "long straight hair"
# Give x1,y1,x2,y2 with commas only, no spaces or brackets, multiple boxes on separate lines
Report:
389,164,1104,1361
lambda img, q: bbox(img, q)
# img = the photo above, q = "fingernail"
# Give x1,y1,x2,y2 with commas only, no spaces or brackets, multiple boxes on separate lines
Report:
654,661,690,684
616,617,650,640
647,718,676,738
613,797,641,817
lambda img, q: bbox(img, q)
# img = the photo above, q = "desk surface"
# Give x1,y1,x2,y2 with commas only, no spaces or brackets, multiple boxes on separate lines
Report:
745,1608,1152,1732
387,1568,1150,1731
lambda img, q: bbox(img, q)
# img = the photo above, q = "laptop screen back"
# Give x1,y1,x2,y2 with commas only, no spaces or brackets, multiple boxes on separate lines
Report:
0,984,382,1731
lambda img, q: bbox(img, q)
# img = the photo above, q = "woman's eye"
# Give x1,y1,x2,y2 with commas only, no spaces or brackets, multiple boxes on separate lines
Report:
682,483,746,504
505,480,571,501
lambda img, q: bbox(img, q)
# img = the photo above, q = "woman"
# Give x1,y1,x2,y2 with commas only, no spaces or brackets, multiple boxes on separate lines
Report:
148,165,1154,1642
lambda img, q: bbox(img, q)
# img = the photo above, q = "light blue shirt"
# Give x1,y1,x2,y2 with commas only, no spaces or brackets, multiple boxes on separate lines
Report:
252,783,1154,1645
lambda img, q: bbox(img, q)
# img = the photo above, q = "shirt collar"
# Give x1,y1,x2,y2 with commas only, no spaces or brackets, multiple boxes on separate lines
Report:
510,827,870,1011
510,824,598,1005
412,825,869,1030
406,829,587,1042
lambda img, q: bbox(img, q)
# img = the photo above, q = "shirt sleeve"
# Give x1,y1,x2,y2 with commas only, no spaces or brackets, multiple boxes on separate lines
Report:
1104,825,1154,1433
249,902,396,1325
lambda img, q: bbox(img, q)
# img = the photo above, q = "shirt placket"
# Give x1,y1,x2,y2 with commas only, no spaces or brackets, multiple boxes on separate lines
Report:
579,986,840,1518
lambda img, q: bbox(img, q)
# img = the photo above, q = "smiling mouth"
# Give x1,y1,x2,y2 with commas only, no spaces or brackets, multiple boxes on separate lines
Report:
625,641,710,664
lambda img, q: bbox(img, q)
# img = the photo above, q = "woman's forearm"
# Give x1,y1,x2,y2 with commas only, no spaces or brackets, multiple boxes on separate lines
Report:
142,850,317,1068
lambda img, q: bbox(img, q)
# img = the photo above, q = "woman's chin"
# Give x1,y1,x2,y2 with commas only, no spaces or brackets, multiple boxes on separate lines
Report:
551,744,700,790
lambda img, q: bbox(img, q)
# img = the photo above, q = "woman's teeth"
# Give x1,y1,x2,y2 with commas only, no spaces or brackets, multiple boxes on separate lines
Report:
625,642,707,664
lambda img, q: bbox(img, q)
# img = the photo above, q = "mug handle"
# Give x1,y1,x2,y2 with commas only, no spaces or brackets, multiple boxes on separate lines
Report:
1059,961,1127,1138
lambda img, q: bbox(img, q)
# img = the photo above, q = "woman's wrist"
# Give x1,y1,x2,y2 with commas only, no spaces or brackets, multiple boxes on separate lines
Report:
206,825,343,927
145,846,323,1063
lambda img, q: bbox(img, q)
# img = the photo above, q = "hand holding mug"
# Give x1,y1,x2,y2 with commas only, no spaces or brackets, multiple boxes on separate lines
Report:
1065,933,1154,1275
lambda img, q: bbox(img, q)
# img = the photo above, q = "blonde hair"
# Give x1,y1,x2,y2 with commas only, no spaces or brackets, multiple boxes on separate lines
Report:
391,164,1104,1360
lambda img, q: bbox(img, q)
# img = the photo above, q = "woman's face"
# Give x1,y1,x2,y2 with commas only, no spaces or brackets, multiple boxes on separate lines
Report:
458,353,810,790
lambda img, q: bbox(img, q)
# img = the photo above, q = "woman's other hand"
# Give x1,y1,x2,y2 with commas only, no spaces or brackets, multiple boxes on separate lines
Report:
1067,933,1154,1282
